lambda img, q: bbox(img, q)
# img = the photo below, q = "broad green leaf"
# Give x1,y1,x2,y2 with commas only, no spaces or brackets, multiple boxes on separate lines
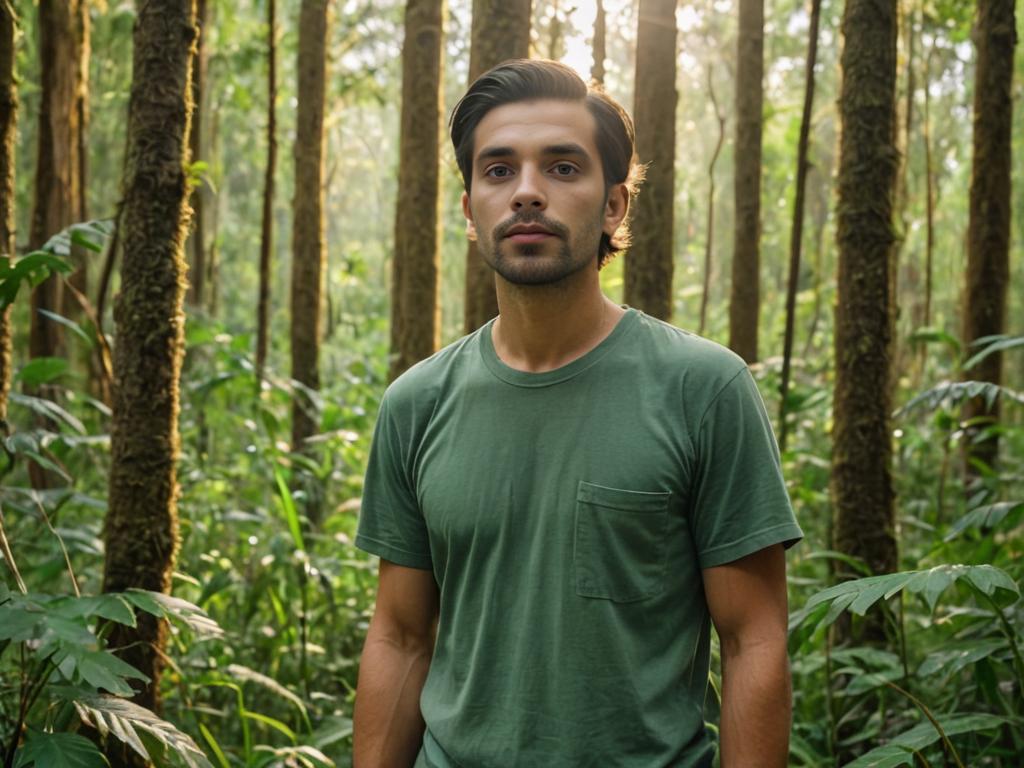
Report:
36,309,93,346
59,646,149,695
963,335,1024,370
241,710,296,740
73,693,213,768
227,663,307,718
945,501,1024,541
310,716,353,749
123,589,223,638
15,357,69,387
53,594,137,627
890,713,1008,751
791,565,1020,643
0,602,46,642
841,744,915,768
14,730,108,768
917,638,1007,678
274,465,306,551
8,392,87,434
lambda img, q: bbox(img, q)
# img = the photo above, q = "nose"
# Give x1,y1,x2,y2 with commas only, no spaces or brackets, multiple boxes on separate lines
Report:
510,166,547,211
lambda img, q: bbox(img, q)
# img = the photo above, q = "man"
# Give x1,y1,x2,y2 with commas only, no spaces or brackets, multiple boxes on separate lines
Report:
353,59,802,768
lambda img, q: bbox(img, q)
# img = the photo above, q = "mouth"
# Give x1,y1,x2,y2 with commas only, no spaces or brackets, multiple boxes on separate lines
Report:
503,223,557,243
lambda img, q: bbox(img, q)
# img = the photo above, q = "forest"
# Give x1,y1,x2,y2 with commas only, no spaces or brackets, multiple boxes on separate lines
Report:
0,0,1022,765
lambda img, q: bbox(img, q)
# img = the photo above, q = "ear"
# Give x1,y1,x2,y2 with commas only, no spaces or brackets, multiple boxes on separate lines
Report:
603,183,629,238
462,191,478,242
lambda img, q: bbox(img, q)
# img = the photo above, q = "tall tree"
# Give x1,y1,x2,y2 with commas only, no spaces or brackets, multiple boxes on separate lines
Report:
591,0,606,85
0,0,14,424
256,0,277,383
832,0,899,615
389,0,444,381
779,0,823,452
699,65,725,337
728,0,764,363
290,0,329,452
187,0,209,308
28,0,87,361
624,0,677,320
463,0,531,333
962,0,1016,471
102,0,197,726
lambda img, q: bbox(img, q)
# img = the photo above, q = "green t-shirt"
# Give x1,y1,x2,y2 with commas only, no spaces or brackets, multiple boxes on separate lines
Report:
356,308,803,767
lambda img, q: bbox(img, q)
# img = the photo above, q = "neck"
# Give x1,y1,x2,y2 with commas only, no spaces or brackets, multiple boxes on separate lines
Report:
491,267,625,373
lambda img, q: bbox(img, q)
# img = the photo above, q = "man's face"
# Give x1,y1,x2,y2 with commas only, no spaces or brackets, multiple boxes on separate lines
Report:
462,99,628,286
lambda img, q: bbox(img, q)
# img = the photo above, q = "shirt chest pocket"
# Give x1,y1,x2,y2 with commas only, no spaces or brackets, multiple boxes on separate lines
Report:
573,481,672,602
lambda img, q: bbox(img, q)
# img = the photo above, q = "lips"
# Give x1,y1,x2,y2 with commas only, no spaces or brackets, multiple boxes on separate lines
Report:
505,224,554,237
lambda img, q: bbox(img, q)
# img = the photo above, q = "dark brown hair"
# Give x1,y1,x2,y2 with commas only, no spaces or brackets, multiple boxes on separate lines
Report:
449,59,643,268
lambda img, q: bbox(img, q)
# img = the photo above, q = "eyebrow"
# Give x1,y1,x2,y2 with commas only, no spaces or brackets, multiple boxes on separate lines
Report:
475,142,592,164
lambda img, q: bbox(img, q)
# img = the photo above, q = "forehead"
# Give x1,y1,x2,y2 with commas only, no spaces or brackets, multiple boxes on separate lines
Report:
473,99,599,160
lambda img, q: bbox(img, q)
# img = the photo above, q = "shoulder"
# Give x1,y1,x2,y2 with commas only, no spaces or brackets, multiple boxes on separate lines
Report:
628,311,749,393
380,324,487,419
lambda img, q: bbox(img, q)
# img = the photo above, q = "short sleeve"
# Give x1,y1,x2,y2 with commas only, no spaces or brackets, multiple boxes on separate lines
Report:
689,366,803,569
355,394,434,570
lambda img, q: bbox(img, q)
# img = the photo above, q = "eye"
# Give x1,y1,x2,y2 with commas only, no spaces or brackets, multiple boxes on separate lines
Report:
551,163,579,177
485,165,513,179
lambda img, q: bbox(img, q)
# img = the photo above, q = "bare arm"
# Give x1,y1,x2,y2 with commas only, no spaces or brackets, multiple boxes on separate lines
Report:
353,559,440,768
703,544,791,768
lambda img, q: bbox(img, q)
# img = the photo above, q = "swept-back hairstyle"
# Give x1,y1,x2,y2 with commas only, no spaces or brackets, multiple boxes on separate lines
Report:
449,59,644,268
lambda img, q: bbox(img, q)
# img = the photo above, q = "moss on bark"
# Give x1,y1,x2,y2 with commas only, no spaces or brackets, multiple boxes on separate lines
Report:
102,0,197,733
832,0,900,609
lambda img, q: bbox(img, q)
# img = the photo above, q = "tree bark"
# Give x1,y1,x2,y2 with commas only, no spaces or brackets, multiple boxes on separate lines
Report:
0,1,14,424
256,0,277,383
728,0,764,363
779,0,822,452
624,0,677,321
28,0,87,361
963,0,1016,471
290,0,329,452
591,0,606,85
102,0,197,732
463,0,531,333
389,0,444,382
832,0,899,614
187,0,208,309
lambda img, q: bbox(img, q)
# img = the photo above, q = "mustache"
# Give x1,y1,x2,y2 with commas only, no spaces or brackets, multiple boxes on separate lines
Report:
493,213,568,240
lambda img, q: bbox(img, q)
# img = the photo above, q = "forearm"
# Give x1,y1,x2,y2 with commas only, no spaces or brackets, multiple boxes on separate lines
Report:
353,623,434,768
719,638,792,768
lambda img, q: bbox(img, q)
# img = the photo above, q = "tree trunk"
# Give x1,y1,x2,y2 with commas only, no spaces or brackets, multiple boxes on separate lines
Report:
102,0,197,732
962,0,1016,472
922,43,935,332
389,0,444,382
28,0,87,361
591,0,606,85
624,0,676,321
256,0,277,383
61,0,90,327
778,0,822,452
699,65,725,337
463,0,531,333
0,1,15,425
728,0,764,363
832,0,899,621
187,0,208,309
290,0,328,452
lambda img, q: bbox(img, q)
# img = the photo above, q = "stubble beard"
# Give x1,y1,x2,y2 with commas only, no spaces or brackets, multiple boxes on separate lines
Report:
483,212,604,287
